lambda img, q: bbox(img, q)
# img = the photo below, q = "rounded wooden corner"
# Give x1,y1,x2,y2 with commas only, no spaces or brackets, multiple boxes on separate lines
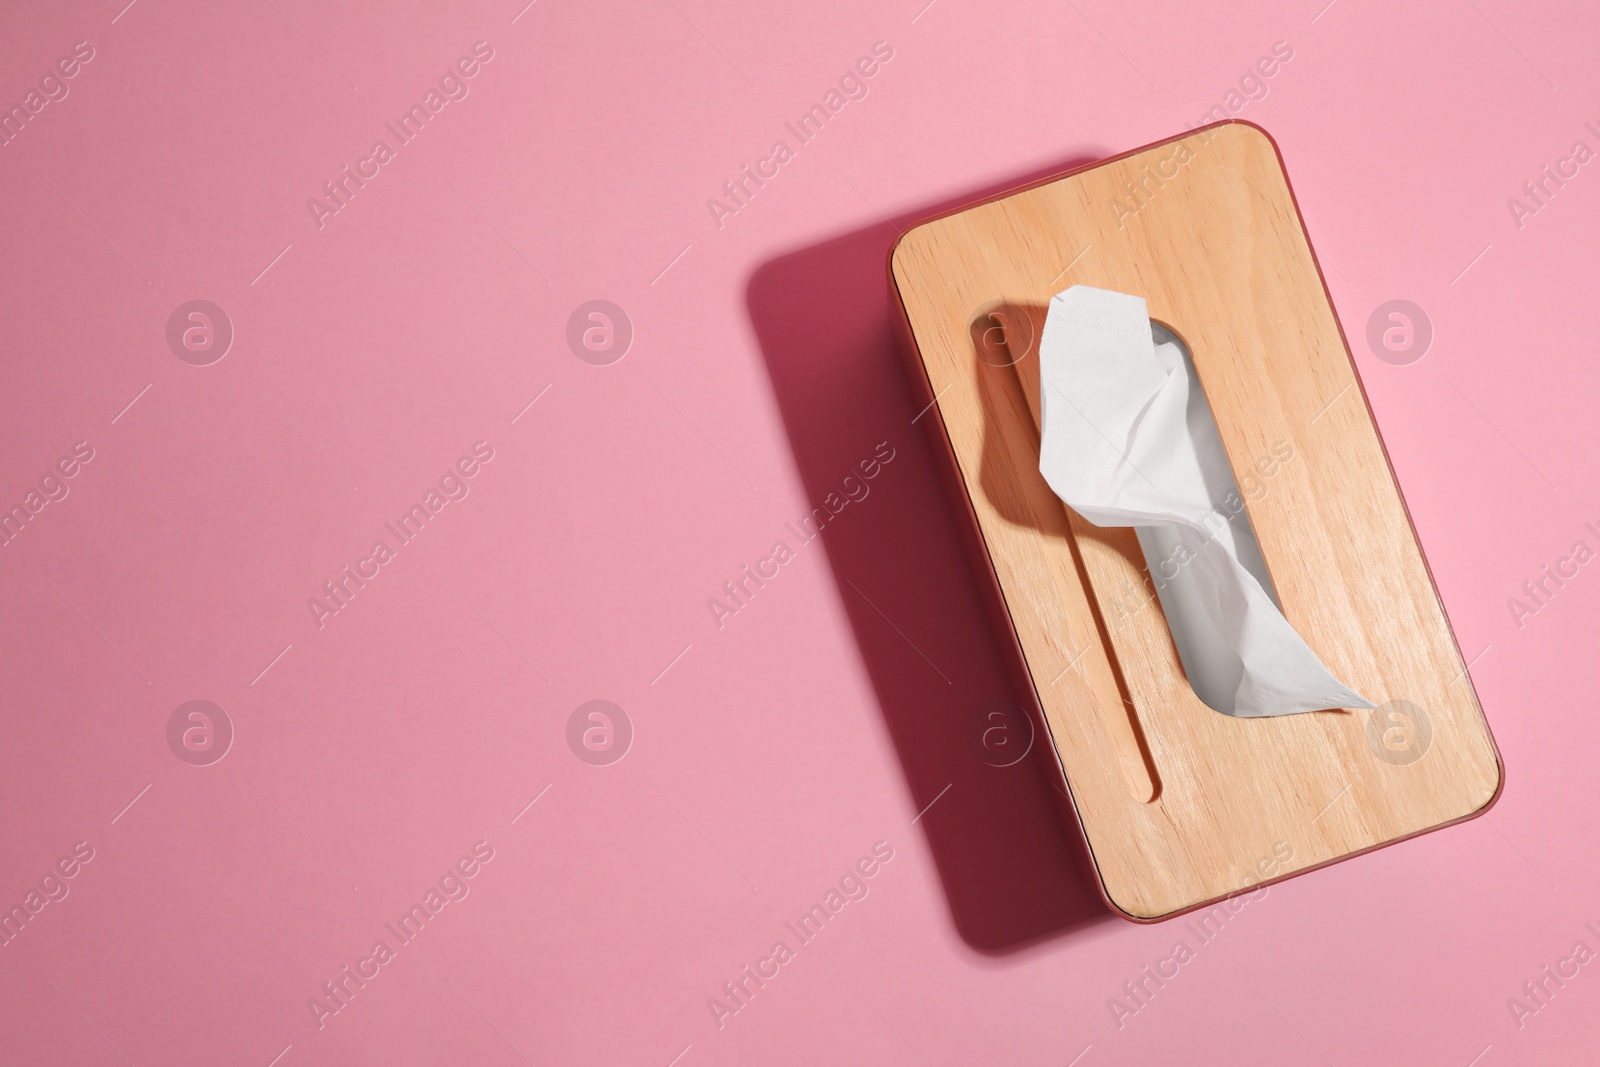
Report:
887,221,938,288
1213,117,1277,149
1459,739,1507,824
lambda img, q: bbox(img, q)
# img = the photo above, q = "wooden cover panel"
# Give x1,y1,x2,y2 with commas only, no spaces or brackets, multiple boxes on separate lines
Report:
890,121,1501,920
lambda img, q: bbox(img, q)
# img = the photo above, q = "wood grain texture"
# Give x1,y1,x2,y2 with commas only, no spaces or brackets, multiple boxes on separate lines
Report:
890,121,1501,920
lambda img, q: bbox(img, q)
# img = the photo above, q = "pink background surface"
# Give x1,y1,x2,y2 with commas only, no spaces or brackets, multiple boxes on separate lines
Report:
1,0,1595,1064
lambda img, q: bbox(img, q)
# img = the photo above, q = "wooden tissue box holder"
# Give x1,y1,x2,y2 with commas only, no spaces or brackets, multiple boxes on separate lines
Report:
889,120,1502,921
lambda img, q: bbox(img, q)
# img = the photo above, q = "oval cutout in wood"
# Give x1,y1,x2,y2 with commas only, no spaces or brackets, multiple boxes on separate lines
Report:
971,301,1160,804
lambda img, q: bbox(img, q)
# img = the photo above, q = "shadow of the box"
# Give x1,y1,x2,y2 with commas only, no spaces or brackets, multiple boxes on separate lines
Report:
746,155,1115,954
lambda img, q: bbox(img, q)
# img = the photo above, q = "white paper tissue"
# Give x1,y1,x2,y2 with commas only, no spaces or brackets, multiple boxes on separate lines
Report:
1037,285,1372,718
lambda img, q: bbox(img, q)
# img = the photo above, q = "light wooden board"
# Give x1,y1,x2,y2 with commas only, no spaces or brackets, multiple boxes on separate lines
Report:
890,121,1501,920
